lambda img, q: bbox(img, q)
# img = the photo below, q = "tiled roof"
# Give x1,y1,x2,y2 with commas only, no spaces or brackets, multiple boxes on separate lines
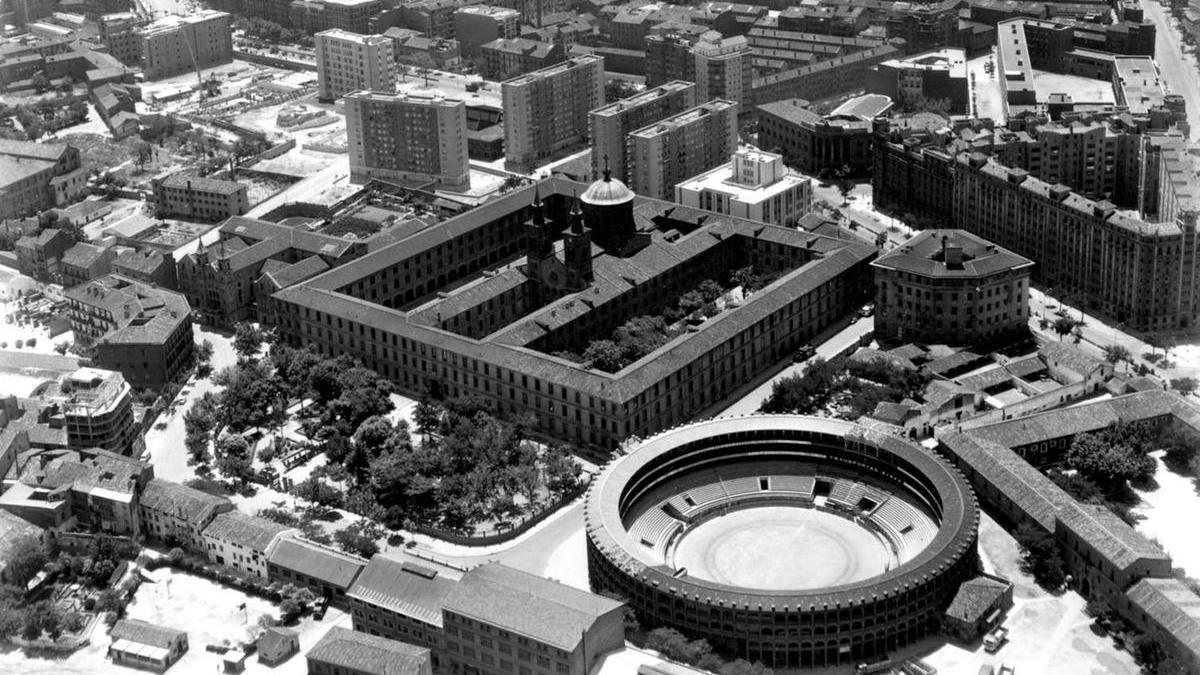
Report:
1127,578,1200,661
113,249,168,276
444,563,622,651
160,171,246,196
938,431,1069,531
1039,341,1105,376
1057,502,1168,571
967,390,1191,449
872,229,1033,278
140,478,231,525
347,556,459,627
268,538,365,589
61,242,109,268
261,255,330,290
0,510,41,565
307,627,430,675
110,618,186,648
944,575,1010,623
65,274,190,344
0,138,70,162
257,626,298,655
202,511,292,553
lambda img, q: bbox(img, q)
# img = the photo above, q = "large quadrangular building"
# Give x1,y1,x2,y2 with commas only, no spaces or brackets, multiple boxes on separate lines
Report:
502,55,604,173
266,176,875,452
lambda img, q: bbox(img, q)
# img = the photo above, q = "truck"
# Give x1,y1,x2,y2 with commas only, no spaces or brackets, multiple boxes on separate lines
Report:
984,625,1009,653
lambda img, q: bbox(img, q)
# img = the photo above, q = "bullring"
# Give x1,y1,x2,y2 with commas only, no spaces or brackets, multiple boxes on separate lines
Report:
584,415,979,668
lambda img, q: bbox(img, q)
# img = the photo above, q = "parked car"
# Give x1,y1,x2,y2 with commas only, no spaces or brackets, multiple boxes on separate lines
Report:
792,344,816,362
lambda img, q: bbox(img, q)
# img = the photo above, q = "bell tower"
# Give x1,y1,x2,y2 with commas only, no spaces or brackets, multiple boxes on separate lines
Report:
563,197,593,289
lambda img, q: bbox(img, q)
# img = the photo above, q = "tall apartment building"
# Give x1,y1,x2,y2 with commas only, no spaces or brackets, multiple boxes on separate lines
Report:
502,54,604,173
397,0,461,39
98,12,143,67
454,4,520,58
140,10,232,81
628,99,739,200
315,29,396,103
345,90,470,189
35,368,140,456
589,80,696,182
674,148,812,227
645,32,752,107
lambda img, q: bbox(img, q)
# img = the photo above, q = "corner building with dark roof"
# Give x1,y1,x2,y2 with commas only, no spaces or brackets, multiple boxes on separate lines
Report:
267,176,876,452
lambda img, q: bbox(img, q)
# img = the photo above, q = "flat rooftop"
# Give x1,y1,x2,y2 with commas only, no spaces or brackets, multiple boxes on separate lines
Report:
502,54,600,86
882,47,968,78
1113,56,1166,114
590,81,695,119
675,160,809,202
628,99,737,139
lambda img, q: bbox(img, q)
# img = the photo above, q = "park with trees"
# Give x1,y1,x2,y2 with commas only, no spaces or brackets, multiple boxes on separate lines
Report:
760,354,930,420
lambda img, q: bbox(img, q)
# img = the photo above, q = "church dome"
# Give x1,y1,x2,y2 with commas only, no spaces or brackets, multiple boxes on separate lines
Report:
581,171,635,207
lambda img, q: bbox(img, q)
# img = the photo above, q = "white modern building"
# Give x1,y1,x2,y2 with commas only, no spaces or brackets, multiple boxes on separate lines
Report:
674,148,813,227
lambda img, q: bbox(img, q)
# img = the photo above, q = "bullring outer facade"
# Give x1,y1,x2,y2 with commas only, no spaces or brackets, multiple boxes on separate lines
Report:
584,415,980,668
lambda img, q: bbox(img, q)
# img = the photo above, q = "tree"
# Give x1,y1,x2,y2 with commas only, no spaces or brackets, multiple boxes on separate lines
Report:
133,141,154,172
413,394,442,440
604,78,638,103
294,476,344,509
31,72,49,95
1015,523,1066,588
543,444,581,497
720,660,774,675
1133,634,1168,670
644,627,713,665
214,360,284,432
1171,377,1198,396
333,522,380,558
1053,316,1076,341
677,290,705,316
195,339,214,376
233,322,265,360
1067,431,1156,492
5,535,48,588
215,433,254,484
270,345,321,399
1102,344,1131,371
760,358,839,414
583,339,625,373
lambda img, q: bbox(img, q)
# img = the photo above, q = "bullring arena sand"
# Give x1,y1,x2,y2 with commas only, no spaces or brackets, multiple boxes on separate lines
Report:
671,506,893,591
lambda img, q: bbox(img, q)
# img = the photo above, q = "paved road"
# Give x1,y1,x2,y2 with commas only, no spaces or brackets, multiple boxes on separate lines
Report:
1143,0,1200,140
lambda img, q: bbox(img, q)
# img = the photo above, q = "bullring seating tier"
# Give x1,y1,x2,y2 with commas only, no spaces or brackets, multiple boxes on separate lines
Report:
625,470,940,565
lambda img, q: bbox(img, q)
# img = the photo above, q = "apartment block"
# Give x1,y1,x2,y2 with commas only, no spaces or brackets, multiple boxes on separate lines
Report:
645,32,752,107
98,12,143,67
589,80,696,182
347,556,457,661
502,54,604,173
872,229,1033,344
0,139,86,220
628,99,739,200
674,148,812,227
39,367,140,456
308,628,432,675
480,37,564,80
454,4,520,58
140,10,232,81
306,0,380,34
315,29,397,103
868,47,970,113
345,90,470,189
154,172,249,222
64,274,195,387
397,0,461,39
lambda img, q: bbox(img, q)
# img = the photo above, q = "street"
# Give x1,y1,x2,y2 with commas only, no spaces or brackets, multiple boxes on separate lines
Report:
1143,0,1200,140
